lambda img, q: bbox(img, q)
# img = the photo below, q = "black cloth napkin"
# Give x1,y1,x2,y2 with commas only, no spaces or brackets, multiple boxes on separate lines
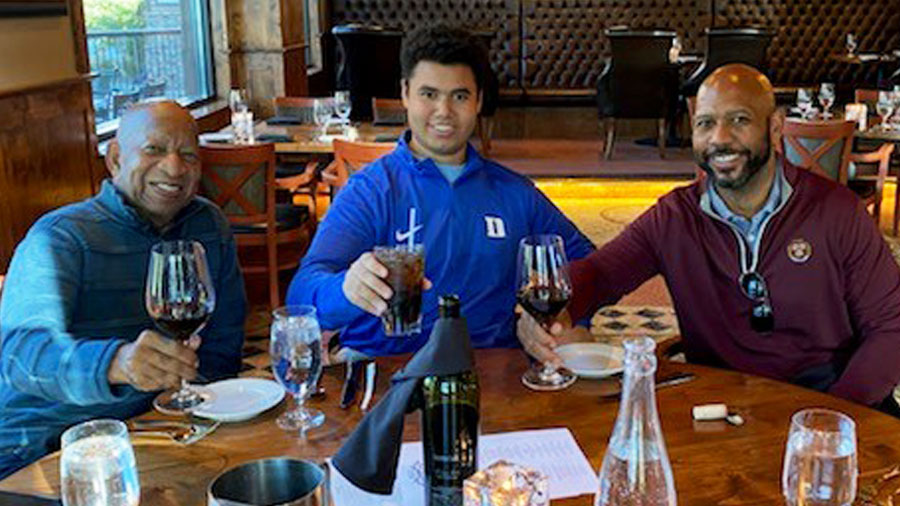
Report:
331,315,475,494
266,115,306,125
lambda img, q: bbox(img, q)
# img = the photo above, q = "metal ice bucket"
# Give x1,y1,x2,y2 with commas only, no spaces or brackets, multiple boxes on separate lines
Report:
208,457,329,506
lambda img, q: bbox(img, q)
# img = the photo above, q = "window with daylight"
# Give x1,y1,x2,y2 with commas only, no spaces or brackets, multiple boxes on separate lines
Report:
84,0,215,130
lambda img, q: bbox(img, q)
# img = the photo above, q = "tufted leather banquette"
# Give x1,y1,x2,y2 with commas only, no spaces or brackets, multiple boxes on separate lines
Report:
329,0,900,96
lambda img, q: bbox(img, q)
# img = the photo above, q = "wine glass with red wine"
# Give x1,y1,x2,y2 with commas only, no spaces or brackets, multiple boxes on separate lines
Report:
145,240,216,414
516,234,577,391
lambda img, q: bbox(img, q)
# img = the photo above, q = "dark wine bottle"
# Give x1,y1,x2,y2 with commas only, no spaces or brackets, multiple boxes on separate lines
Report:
421,295,480,506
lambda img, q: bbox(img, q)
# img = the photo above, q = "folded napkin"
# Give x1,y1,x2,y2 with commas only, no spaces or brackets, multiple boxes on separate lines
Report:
266,115,306,125
331,314,475,494
256,133,294,143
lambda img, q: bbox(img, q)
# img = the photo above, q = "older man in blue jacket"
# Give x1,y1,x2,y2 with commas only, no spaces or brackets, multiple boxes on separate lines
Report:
287,25,594,356
0,101,246,479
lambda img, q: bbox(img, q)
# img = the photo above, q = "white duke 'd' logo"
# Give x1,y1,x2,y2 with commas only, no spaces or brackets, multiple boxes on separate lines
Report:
395,207,423,244
484,216,506,239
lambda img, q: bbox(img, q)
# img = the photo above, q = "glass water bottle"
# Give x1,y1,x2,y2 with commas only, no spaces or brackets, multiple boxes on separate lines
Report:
596,337,677,506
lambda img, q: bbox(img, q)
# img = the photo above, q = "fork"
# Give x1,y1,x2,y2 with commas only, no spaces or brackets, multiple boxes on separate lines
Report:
129,418,219,445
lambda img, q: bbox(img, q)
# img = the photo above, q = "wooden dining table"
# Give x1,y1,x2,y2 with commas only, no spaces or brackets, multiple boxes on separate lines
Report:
3,348,900,505
211,121,407,155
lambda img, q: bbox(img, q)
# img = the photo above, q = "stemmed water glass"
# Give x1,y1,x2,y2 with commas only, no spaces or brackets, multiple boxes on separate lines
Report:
516,234,577,391
782,408,858,506
270,305,325,434
797,89,814,119
145,240,216,415
846,33,858,56
877,91,894,131
313,98,333,139
228,88,249,113
334,91,352,135
819,83,836,119
60,419,140,506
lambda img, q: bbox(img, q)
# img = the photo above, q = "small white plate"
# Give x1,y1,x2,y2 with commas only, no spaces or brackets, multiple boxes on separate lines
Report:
193,378,285,422
556,343,624,379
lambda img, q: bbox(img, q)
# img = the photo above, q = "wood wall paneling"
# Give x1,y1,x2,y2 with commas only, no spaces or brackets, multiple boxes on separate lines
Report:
0,77,97,272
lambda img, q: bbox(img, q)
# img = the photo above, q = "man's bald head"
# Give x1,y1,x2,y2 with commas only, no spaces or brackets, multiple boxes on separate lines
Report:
106,100,202,228
692,64,782,192
116,101,198,151
698,64,776,119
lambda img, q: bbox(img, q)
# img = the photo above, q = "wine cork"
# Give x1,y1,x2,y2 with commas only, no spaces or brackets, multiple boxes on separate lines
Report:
692,403,728,420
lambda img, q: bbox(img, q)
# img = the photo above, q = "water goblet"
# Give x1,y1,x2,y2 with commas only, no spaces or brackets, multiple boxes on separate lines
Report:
271,305,325,434
334,91,352,135
877,91,894,130
819,83,835,119
313,99,333,139
782,408,857,506
60,419,140,506
797,89,814,119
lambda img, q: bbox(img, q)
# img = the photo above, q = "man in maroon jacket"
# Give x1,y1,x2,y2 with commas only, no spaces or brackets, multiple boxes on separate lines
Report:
519,64,900,413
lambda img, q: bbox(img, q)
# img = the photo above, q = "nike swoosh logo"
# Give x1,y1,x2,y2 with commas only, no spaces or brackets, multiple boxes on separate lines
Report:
395,225,423,242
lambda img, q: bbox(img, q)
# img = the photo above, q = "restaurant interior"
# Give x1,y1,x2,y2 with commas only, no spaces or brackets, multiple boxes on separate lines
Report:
2,0,900,504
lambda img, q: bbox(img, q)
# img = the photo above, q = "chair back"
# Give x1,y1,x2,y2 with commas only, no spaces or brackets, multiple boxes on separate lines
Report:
598,29,676,119
782,119,856,185
332,24,403,120
199,144,276,227
371,98,407,126
683,28,772,96
854,89,885,126
273,97,333,123
331,139,396,191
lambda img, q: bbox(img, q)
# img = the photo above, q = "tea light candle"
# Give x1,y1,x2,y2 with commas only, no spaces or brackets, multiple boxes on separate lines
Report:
463,460,549,506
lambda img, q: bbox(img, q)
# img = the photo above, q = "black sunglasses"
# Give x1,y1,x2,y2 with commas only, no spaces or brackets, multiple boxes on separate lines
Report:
739,271,774,333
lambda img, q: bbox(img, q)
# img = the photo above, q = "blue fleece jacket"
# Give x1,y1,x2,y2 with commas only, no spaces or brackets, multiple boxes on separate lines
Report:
0,180,246,479
287,133,594,356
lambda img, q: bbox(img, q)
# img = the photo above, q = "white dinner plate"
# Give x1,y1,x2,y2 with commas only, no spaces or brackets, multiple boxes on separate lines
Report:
193,378,285,422
556,342,624,379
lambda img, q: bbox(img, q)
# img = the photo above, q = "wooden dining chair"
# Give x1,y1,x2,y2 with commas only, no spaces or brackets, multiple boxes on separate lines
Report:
849,143,895,229
783,118,892,224
329,139,396,194
854,89,884,127
371,97,407,126
782,119,856,185
199,143,312,309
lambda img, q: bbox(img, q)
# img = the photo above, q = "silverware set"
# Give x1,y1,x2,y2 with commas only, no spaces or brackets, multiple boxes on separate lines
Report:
128,418,220,445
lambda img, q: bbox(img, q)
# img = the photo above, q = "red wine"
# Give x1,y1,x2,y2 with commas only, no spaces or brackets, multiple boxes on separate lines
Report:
153,314,210,340
517,287,570,325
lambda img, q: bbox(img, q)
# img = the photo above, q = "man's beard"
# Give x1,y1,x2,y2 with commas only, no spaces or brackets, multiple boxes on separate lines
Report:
697,134,771,190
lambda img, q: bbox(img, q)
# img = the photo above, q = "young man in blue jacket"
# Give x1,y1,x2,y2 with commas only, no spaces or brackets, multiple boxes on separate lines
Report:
288,25,594,356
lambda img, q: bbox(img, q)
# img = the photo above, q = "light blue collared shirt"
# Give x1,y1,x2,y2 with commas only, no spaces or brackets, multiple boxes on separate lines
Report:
707,163,785,253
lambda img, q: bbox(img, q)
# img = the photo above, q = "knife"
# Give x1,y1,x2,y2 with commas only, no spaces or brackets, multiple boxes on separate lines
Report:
359,361,377,412
599,372,696,400
340,359,366,409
